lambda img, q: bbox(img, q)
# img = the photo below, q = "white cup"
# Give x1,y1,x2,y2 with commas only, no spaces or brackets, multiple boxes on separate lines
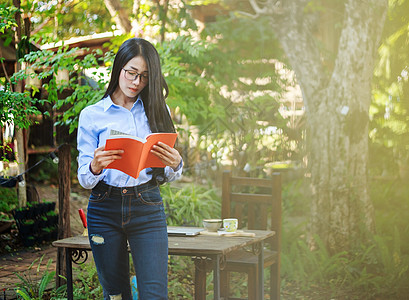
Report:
223,218,238,232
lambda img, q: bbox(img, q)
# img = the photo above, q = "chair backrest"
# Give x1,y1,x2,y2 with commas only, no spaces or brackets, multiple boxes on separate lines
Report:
221,170,282,250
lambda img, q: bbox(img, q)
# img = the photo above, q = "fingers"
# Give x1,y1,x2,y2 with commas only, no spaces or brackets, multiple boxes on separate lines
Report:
151,142,182,170
91,146,124,175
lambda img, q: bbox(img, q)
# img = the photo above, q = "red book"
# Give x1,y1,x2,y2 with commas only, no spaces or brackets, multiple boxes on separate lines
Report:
104,132,178,179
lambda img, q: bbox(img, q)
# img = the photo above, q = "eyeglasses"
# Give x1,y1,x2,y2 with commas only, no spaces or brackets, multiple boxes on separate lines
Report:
122,68,149,83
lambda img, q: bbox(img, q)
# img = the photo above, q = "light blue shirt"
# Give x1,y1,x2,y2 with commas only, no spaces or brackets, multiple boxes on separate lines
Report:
77,95,182,189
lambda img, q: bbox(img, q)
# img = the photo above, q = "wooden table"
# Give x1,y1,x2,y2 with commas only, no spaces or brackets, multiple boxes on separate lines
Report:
53,227,274,300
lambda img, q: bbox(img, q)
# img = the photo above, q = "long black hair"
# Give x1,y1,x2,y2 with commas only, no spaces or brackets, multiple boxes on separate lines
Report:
103,38,175,133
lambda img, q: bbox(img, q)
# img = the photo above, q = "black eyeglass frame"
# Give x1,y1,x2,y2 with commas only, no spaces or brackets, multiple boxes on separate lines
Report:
122,68,149,83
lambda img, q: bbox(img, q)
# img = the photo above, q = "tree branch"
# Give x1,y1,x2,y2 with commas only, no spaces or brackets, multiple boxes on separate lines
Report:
0,49,12,92
31,17,51,35
242,0,284,18
103,0,132,34
248,0,267,16
31,0,73,36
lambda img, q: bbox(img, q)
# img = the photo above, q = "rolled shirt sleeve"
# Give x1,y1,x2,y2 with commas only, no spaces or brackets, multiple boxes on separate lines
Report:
77,107,104,189
164,159,183,182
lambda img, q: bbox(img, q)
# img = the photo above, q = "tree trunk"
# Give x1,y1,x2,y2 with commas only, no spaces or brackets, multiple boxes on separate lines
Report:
15,129,26,207
103,0,132,34
56,144,71,287
248,0,388,252
13,0,27,207
153,0,169,43
307,1,387,252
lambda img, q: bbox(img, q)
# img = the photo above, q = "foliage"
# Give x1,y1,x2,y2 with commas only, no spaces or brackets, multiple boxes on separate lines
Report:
14,255,66,300
156,12,294,174
0,186,18,219
26,156,59,184
281,229,409,299
198,11,295,172
157,36,218,126
168,256,195,299
0,3,17,45
280,177,409,299
10,0,213,44
25,145,80,185
161,183,221,226
72,260,103,299
15,0,112,44
281,178,310,218
370,178,409,258
11,46,113,133
0,90,43,129
370,0,409,178
0,4,45,164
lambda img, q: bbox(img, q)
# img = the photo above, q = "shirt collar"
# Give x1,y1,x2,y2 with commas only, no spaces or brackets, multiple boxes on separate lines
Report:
102,95,143,112
103,95,115,112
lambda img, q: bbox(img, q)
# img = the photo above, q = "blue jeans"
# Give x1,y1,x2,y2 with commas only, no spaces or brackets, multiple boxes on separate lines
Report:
87,181,168,300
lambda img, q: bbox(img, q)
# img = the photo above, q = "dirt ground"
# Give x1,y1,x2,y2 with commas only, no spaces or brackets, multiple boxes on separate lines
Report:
0,182,92,299
0,182,91,254
36,182,91,235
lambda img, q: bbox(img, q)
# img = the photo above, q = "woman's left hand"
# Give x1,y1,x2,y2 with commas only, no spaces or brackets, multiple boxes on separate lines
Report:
151,142,182,171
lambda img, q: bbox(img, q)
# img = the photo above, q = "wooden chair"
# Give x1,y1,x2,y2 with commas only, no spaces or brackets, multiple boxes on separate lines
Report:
220,170,281,300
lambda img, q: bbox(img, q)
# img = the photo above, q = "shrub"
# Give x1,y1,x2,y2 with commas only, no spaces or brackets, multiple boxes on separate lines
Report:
161,183,221,227
0,186,18,219
280,177,409,299
72,260,103,299
14,255,66,299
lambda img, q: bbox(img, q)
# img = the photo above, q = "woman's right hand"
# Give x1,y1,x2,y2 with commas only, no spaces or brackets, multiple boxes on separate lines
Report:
90,145,124,175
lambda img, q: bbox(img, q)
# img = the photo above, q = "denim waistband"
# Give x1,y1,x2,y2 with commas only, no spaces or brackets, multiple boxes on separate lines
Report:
93,180,157,197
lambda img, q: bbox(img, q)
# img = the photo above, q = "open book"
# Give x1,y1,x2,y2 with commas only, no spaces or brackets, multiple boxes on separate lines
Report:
104,130,178,179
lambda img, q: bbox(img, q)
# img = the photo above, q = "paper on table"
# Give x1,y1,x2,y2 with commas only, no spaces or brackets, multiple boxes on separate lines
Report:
200,230,255,237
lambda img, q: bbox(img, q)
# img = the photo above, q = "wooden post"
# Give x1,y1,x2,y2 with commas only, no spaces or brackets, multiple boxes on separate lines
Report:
56,144,71,287
15,129,27,207
13,0,27,207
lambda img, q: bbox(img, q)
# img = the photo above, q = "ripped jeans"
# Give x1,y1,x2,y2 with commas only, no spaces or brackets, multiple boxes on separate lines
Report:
87,181,168,300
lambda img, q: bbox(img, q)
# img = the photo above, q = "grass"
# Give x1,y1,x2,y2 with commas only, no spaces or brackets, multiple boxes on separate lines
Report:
14,255,66,300
279,177,409,299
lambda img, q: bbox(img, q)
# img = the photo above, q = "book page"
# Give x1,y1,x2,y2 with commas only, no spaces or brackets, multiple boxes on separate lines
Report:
108,130,146,143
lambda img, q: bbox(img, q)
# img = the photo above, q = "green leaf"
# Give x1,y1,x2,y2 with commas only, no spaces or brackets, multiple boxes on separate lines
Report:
15,289,31,300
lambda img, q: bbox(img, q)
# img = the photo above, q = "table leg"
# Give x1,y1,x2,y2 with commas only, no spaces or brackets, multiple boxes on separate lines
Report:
65,248,73,300
258,241,264,300
194,258,207,300
213,254,221,300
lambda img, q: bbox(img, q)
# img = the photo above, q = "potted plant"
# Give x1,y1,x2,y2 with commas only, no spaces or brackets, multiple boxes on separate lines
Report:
25,203,36,219
43,201,56,212
46,211,58,226
18,219,36,236
12,207,28,220
41,227,52,242
50,225,58,240
39,215,48,228
22,235,35,247
35,202,47,215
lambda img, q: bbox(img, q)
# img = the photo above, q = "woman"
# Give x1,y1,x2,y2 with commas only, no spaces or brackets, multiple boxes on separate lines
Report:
77,38,183,300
